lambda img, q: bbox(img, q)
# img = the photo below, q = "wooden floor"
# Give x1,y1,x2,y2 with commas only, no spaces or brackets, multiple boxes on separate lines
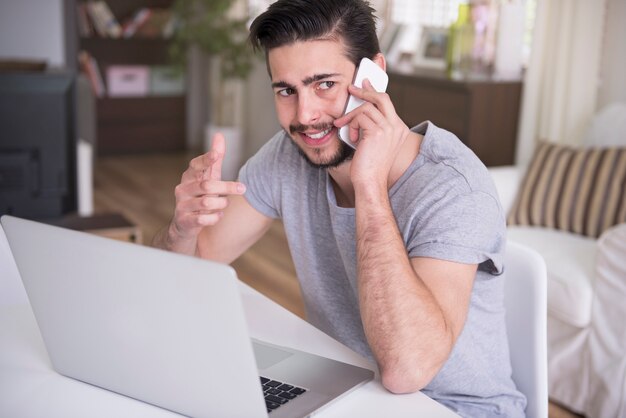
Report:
93,151,305,318
93,151,583,418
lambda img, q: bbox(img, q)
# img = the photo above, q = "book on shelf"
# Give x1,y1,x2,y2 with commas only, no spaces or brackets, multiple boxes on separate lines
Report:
134,8,176,38
162,14,180,39
121,8,152,38
85,1,122,38
76,3,94,37
78,51,105,98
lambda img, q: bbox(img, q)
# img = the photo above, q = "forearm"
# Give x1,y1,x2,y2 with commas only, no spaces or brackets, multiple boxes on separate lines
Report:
355,184,452,393
152,222,199,256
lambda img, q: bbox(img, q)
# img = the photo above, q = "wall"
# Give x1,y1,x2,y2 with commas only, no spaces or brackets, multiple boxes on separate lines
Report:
242,58,280,160
0,0,66,68
597,0,626,109
185,47,209,151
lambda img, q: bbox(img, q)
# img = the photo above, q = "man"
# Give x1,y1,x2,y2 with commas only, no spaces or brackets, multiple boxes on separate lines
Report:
154,0,526,416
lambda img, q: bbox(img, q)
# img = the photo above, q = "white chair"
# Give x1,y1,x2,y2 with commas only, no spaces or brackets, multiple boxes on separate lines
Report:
503,242,548,418
490,103,626,417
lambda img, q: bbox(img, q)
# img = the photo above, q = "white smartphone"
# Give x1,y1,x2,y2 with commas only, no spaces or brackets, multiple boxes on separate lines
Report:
339,57,389,148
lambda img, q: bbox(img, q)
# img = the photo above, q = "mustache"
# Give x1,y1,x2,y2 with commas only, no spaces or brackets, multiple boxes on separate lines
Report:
289,122,335,135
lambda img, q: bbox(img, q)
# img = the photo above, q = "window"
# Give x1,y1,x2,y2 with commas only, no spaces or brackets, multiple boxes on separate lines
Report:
390,0,464,27
247,0,536,67
388,0,536,67
522,0,537,65
247,0,274,23
386,0,465,60
247,0,465,62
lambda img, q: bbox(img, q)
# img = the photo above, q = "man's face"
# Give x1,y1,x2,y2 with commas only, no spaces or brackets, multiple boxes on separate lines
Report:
267,40,356,168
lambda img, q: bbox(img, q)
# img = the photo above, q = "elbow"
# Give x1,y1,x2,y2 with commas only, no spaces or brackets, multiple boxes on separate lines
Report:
376,323,455,394
378,346,450,394
380,364,432,394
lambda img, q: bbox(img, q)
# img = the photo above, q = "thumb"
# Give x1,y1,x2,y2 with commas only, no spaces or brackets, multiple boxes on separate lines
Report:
208,132,226,181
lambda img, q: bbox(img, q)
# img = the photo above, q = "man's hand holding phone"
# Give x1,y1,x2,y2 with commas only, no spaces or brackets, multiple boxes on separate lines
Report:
335,58,412,187
338,57,389,149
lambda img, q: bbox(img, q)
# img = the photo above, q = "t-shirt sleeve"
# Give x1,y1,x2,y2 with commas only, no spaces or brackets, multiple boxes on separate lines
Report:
407,190,506,275
238,132,284,219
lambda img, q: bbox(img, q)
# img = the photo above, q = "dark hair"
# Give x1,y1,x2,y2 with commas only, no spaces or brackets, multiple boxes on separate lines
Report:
248,0,380,66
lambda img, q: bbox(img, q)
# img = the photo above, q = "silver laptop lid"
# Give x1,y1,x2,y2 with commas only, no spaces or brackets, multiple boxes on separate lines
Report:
1,215,267,418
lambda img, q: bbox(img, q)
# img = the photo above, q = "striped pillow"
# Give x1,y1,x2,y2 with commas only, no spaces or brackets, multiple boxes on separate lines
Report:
507,141,626,238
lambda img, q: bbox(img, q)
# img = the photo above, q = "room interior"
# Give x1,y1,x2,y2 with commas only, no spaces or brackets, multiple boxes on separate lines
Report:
1,1,625,417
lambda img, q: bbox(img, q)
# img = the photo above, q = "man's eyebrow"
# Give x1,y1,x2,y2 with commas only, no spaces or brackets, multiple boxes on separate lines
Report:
302,73,341,86
271,80,294,89
271,73,342,90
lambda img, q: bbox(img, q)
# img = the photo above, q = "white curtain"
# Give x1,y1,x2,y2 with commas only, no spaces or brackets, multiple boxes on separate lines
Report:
515,0,607,166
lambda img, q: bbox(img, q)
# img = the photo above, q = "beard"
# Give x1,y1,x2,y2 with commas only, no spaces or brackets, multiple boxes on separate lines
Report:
288,122,355,169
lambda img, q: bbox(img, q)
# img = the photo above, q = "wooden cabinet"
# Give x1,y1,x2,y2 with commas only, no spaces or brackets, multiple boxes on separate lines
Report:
76,0,186,155
387,68,522,166
97,95,185,154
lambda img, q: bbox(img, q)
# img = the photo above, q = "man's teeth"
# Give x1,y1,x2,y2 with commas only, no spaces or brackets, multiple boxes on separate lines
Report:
307,129,331,139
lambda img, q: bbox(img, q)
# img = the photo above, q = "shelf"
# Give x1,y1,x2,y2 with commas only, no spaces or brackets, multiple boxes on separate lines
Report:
389,67,523,87
80,37,172,66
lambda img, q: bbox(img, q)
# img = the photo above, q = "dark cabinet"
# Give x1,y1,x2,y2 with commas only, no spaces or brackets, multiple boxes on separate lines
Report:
387,69,522,166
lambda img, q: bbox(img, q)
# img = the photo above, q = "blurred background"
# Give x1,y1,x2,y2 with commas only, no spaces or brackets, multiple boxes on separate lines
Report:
1,2,624,417
0,0,623,217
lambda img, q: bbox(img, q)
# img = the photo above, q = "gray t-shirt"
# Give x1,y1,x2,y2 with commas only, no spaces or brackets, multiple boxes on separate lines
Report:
239,121,526,417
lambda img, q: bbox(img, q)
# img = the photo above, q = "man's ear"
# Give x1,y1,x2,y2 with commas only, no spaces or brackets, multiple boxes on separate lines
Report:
373,53,387,72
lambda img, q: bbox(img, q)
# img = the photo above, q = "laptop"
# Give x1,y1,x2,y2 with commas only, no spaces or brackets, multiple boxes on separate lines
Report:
1,215,374,418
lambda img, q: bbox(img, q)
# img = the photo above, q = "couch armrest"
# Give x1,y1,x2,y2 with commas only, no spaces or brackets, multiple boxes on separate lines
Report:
587,223,626,418
488,166,523,214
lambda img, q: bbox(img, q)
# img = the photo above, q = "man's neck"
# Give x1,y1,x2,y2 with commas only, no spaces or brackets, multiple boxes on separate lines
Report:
328,132,423,208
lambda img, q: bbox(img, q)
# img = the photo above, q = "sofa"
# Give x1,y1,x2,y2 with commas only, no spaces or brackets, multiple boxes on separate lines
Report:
488,103,626,418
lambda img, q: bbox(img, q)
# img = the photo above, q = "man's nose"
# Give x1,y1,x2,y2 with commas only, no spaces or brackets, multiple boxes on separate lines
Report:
296,91,321,125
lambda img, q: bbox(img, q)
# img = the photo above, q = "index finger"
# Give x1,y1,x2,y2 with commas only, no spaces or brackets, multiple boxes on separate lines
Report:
207,132,226,181
188,132,226,179
348,79,395,116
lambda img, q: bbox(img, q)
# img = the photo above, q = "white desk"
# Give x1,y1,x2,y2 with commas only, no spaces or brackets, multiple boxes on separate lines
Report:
0,234,458,417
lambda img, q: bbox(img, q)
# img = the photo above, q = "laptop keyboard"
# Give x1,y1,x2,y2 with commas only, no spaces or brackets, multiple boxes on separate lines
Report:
260,376,307,413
